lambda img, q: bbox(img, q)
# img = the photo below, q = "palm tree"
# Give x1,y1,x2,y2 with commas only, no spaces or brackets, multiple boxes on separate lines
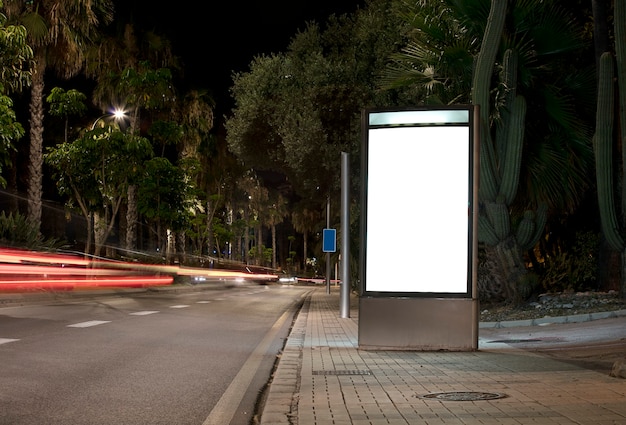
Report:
3,0,114,231
172,90,214,262
86,25,178,254
292,203,323,274
379,0,478,105
267,191,288,270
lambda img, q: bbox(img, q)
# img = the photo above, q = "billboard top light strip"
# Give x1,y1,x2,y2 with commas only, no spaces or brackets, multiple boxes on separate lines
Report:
369,109,469,127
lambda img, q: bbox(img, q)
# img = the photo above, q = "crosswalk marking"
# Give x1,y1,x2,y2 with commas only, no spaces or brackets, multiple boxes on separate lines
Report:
130,311,159,316
67,320,111,328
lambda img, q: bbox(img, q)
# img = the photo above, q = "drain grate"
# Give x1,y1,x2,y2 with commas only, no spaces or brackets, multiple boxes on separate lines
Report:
418,391,507,401
312,370,372,376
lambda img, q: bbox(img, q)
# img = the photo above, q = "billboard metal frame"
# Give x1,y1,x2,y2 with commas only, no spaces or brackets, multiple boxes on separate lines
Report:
360,105,478,298
358,105,480,351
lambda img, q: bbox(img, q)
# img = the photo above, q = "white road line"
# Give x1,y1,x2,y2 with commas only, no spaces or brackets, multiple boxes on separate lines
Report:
0,338,19,345
196,301,211,304
130,311,160,316
67,320,111,328
169,305,190,309
202,308,291,425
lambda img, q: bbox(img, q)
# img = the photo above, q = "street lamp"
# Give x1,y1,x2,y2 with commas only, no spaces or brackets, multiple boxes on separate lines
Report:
91,109,127,130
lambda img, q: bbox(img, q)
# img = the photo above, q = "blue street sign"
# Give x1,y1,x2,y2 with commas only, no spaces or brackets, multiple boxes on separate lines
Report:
322,228,336,252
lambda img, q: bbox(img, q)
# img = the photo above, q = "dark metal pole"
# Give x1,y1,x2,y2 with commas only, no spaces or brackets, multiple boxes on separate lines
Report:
340,152,350,318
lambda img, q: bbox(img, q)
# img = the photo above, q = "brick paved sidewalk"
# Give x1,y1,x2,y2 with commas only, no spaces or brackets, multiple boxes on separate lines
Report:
261,287,626,425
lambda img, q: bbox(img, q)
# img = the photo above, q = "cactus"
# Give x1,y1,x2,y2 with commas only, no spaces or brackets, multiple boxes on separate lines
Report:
594,52,623,252
617,0,626,220
499,95,525,205
474,0,507,203
593,0,626,299
485,197,510,240
617,0,626,300
517,204,548,252
472,0,548,302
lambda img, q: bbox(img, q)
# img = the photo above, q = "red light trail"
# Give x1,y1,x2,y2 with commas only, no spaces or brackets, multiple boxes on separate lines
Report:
0,247,277,293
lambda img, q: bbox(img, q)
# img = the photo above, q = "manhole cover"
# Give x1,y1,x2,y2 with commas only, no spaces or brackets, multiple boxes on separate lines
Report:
418,391,507,401
312,370,372,376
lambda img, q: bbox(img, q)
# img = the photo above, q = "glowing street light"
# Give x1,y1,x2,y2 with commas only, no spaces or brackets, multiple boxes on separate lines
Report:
91,109,127,130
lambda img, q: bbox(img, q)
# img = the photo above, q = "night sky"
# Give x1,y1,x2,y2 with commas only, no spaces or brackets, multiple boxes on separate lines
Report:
115,1,365,111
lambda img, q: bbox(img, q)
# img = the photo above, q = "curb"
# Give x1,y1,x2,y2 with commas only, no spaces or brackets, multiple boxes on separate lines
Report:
479,308,626,328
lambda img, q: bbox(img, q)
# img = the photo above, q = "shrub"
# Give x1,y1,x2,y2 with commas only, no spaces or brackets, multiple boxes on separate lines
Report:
540,231,599,292
0,211,61,249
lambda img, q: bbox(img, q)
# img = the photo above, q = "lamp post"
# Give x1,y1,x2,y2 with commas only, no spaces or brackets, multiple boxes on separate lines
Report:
91,109,127,130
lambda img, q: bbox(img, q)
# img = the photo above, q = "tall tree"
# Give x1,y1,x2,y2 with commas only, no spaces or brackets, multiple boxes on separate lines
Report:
3,0,114,230
173,90,214,261
85,23,178,255
45,127,153,256
136,157,190,262
267,191,288,269
227,0,408,274
0,0,32,189
46,87,87,143
291,202,323,272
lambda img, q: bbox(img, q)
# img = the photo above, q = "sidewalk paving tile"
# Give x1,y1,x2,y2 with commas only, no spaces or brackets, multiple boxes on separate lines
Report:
261,287,626,425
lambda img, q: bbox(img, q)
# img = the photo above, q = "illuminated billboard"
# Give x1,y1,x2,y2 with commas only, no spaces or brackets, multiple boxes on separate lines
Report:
360,106,477,296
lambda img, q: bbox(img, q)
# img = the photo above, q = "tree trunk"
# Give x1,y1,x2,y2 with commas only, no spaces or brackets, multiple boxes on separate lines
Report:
257,225,263,265
156,219,163,255
477,245,505,302
125,184,138,252
244,211,250,264
176,230,186,265
26,52,46,231
93,211,106,258
271,223,277,269
303,229,308,273
85,212,93,256
484,236,527,303
206,199,214,256
166,228,174,264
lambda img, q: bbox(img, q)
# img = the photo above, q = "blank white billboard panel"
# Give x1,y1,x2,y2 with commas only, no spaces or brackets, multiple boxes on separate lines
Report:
362,107,475,296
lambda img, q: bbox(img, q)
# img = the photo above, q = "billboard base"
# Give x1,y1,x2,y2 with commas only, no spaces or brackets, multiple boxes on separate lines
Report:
358,296,479,351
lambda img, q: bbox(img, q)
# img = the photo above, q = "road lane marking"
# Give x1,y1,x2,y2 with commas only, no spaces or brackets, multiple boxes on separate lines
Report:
202,308,292,425
130,311,159,316
169,305,189,309
67,320,111,328
0,338,19,345
196,301,211,304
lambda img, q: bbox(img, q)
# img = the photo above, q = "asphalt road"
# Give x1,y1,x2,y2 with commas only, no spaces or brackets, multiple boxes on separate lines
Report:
0,284,313,425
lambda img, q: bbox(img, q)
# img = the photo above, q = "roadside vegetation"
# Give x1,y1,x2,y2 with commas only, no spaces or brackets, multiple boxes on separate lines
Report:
0,0,624,304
